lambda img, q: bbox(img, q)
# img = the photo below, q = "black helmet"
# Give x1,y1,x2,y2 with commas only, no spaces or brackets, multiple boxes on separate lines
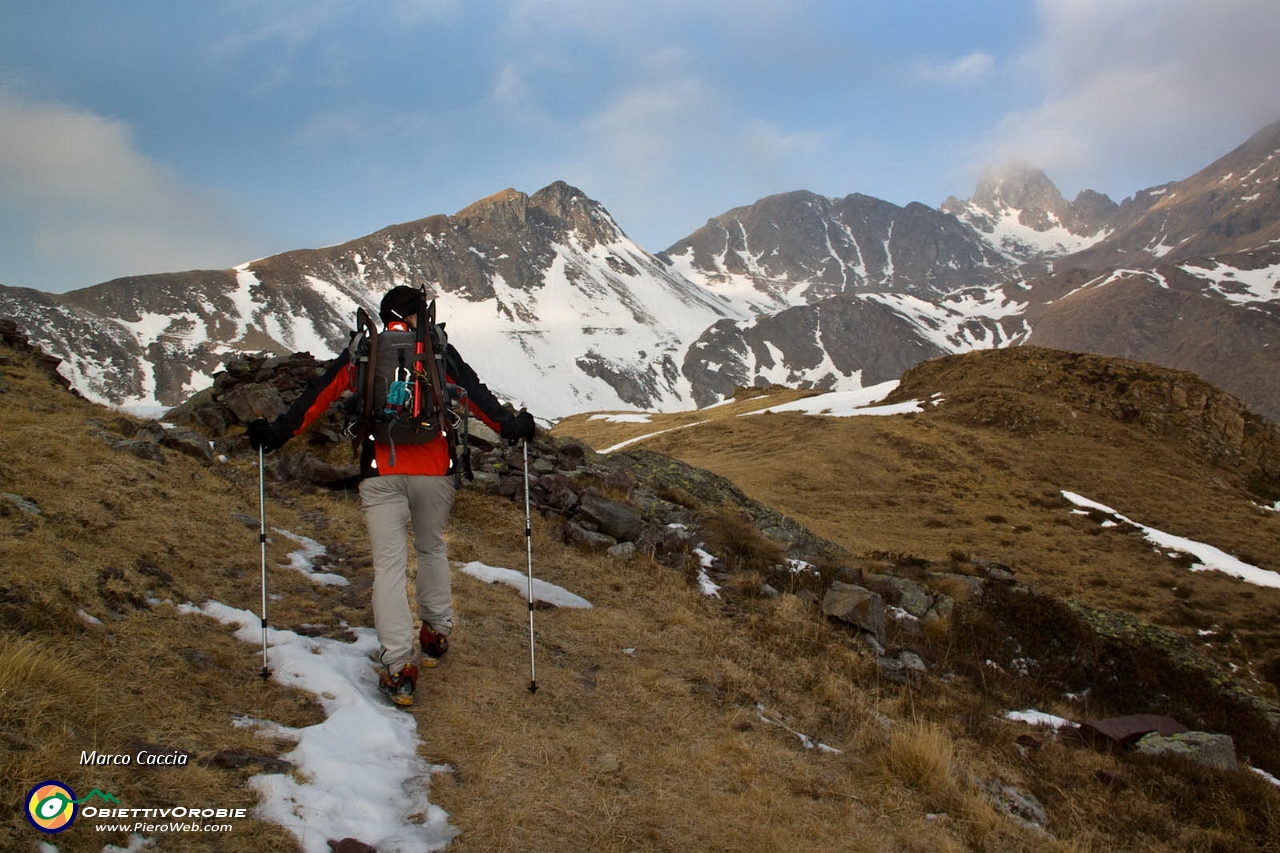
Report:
379,286,424,324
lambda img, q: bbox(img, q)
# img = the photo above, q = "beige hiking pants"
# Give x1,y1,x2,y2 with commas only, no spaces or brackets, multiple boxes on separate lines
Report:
358,474,455,671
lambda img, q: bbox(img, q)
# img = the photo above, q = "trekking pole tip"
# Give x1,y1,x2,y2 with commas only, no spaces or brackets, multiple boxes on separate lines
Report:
528,680,539,694
260,667,271,681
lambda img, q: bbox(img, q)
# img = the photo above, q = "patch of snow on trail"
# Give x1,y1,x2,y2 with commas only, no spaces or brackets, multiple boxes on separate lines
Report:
273,528,349,586
600,420,708,453
181,601,456,853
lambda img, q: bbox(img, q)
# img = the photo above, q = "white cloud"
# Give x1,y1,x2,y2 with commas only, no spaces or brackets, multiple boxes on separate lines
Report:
984,0,1280,194
0,93,263,291
913,52,996,84
586,75,722,180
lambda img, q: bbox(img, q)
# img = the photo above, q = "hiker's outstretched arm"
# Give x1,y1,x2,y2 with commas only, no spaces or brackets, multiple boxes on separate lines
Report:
272,348,354,442
444,343,521,433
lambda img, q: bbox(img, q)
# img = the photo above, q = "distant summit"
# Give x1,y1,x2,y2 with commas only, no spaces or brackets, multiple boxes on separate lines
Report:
941,163,1116,267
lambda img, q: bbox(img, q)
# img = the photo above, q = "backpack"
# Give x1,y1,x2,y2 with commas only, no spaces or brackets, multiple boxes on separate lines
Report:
343,299,471,482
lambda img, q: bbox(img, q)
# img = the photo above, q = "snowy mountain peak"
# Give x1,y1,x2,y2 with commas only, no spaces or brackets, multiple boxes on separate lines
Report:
942,164,1116,264
970,162,1067,214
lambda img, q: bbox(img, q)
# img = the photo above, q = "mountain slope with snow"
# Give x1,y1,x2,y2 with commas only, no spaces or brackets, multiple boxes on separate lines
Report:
1,123,1278,422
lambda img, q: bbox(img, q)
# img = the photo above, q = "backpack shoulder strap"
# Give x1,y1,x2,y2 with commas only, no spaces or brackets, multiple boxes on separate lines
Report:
354,307,379,421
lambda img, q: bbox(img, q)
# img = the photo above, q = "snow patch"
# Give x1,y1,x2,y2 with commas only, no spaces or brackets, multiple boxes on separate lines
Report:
180,601,456,852
458,560,592,609
273,528,349,586
738,381,924,417
1061,491,1280,588
1004,709,1075,729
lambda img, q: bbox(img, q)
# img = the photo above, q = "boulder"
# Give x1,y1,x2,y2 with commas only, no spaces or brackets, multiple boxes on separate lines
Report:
863,573,932,617
577,490,643,543
221,383,287,423
878,650,927,682
160,427,215,461
821,582,886,644
1134,731,1239,772
563,521,616,552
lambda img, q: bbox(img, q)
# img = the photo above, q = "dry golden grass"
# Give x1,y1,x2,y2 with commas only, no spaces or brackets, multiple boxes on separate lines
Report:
4,341,1280,851
554,372,1280,705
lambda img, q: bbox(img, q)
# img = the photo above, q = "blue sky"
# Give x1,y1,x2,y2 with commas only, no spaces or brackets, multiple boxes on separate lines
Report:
2,0,1278,293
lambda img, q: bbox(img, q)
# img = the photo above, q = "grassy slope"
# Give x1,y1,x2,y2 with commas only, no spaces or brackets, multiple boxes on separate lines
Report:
3,341,1279,852
556,358,1280,695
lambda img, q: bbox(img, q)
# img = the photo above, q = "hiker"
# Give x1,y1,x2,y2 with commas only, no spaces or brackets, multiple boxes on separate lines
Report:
246,286,536,706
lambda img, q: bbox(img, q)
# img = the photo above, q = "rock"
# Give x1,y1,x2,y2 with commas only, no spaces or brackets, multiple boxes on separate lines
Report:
821,582,886,644
929,571,986,602
497,475,522,498
328,838,377,853
221,383,287,423
269,452,359,487
556,443,587,471
577,490,643,542
161,427,214,461
563,521,616,552
864,573,932,617
533,472,580,513
924,594,955,622
178,647,215,671
0,493,41,516
1014,734,1043,752
114,439,166,464
978,778,1048,829
878,651,927,682
607,541,637,560
1134,731,1239,771
204,748,294,774
980,562,1017,583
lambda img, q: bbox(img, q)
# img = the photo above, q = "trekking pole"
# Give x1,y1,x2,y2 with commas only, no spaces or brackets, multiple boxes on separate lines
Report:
258,446,271,681
523,439,538,694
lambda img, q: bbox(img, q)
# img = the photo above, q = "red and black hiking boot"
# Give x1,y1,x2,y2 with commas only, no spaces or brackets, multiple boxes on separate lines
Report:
378,662,417,707
419,625,450,668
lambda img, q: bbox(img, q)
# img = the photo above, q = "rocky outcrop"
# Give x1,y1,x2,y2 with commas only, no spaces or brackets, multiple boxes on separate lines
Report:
888,347,1280,493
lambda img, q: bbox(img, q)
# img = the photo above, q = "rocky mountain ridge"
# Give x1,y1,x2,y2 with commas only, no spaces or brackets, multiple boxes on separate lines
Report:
1,122,1277,421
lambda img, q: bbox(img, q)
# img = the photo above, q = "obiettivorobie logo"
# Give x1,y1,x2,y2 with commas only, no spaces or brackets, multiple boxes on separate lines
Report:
25,782,118,834
25,780,247,837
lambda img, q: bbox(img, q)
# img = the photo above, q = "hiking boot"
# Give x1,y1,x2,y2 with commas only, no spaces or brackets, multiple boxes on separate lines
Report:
378,662,417,707
419,625,450,667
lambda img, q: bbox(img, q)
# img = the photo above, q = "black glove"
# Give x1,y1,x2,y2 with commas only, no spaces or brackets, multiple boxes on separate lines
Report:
247,418,287,453
499,410,536,445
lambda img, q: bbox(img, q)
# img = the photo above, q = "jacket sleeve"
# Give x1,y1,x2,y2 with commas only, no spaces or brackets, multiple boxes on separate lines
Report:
271,347,354,442
444,343,516,433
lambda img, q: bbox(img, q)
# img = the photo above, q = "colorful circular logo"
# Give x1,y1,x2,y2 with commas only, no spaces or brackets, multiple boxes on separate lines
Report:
26,781,77,833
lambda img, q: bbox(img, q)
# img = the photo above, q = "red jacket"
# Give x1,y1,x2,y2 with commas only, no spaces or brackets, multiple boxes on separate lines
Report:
272,320,513,478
